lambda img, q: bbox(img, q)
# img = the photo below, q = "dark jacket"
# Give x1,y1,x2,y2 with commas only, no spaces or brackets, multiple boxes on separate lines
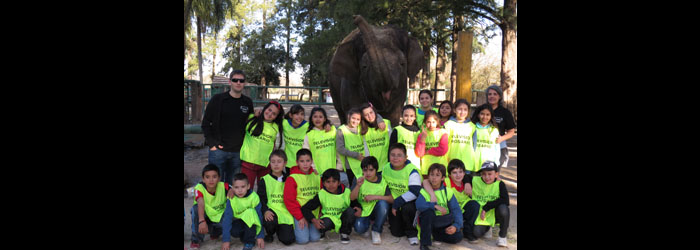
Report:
201,91,253,151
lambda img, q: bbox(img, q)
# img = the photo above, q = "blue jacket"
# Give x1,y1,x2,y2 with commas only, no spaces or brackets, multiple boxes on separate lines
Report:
221,189,265,242
415,184,463,231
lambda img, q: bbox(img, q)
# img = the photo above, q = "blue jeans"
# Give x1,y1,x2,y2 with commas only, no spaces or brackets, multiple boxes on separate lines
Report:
208,149,241,185
293,217,321,244
190,204,223,243
354,200,389,234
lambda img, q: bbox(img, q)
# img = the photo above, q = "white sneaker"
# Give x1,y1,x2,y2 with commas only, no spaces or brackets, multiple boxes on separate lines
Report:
408,237,419,245
371,231,381,244
340,234,350,244
497,237,507,247
484,227,493,239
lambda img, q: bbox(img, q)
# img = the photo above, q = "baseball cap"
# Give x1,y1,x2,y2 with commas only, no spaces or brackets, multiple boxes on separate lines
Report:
478,161,498,172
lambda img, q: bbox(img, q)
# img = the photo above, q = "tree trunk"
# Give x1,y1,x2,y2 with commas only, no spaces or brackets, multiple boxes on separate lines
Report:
285,4,291,102
500,0,517,124
193,16,204,124
450,15,463,102
184,0,193,61
421,41,431,90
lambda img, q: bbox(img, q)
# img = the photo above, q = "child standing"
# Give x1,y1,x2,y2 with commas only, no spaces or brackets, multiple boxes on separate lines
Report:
415,110,449,178
283,149,322,244
220,173,265,250
416,163,463,250
336,108,367,189
389,105,421,166
360,103,390,168
438,100,453,128
416,90,439,126
463,161,510,247
384,143,422,245
240,101,285,189
257,150,294,245
190,164,229,249
282,104,309,168
350,156,393,244
444,99,478,173
472,104,501,170
301,169,360,244
303,107,337,175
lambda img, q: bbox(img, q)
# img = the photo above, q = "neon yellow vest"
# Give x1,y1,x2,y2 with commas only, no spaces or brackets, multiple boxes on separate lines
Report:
193,182,227,223
474,125,500,170
261,174,294,225
420,129,449,175
318,188,351,233
358,177,388,217
290,171,321,218
240,121,279,167
394,126,421,166
415,107,439,127
444,177,472,213
419,185,454,216
471,177,501,226
382,162,421,199
339,125,365,180
364,119,391,169
229,192,262,235
283,121,310,168
444,120,478,172
306,126,337,174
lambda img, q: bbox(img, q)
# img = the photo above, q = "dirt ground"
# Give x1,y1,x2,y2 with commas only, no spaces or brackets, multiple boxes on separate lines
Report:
184,104,517,249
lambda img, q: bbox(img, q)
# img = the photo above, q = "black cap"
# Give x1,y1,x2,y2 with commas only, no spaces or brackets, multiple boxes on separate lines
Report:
478,161,498,172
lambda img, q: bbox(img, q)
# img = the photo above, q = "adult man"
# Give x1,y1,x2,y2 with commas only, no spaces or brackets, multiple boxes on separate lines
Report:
201,69,254,185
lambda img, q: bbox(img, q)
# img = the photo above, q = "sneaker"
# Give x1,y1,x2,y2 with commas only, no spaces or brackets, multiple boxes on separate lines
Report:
419,244,431,250
408,237,419,245
467,238,480,244
242,243,255,250
363,230,370,237
433,241,442,246
319,231,326,241
340,233,350,244
264,233,274,243
371,231,381,244
497,237,507,247
189,242,200,250
484,227,493,239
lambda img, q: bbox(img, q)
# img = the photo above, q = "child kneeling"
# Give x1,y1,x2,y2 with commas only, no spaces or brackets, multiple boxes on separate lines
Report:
301,169,360,244
350,156,393,244
221,173,265,250
416,163,463,250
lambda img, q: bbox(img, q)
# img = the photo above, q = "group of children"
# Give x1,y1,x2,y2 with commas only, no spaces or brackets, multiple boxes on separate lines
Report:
190,90,511,249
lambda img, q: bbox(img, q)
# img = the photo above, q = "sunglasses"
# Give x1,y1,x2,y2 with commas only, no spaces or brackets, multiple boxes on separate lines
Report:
230,78,245,83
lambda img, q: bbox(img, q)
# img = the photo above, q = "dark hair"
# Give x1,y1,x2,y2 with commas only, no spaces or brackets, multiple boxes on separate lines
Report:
202,164,220,177
422,110,439,126
359,103,379,135
388,143,407,156
471,103,496,127
246,101,285,149
232,173,249,184
307,107,331,132
401,105,417,126
453,98,470,109
284,104,305,120
269,149,287,162
230,69,246,80
428,163,446,177
447,159,466,174
296,148,312,160
321,168,341,183
419,89,433,99
361,156,379,170
346,108,364,133
438,100,454,120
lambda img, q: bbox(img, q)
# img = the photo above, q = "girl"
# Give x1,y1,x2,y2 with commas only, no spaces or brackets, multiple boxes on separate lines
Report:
303,107,338,176
240,100,285,189
472,104,501,169
414,110,449,178
282,104,309,168
257,150,295,245
415,90,438,126
350,156,392,244
389,105,421,166
444,99,478,173
438,100,454,128
360,103,390,169
336,108,367,189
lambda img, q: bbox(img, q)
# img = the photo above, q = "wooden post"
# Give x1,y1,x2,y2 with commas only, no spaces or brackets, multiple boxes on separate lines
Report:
456,31,473,103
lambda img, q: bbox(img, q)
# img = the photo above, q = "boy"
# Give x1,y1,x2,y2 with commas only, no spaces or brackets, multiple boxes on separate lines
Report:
383,143,422,245
221,173,265,250
301,169,360,244
190,164,229,249
416,163,463,250
350,156,393,244
283,149,322,244
257,150,295,245
463,161,510,247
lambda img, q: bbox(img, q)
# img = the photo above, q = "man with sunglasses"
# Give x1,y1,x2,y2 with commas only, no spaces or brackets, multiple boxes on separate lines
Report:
202,69,255,185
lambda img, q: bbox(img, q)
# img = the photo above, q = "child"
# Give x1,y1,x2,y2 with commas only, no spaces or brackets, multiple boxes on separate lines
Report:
283,149,322,244
240,101,285,189
336,108,367,189
190,164,229,249
383,143,422,245
359,103,390,168
350,156,393,244
301,169,361,244
472,104,501,170
416,163,463,250
438,100,453,127
463,161,509,247
416,90,438,126
282,104,309,168
221,173,265,250
389,105,421,166
444,99,478,173
415,110,449,178
257,150,294,245
303,107,338,176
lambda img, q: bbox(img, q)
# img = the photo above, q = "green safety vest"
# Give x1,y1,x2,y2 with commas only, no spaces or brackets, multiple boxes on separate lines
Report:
357,177,388,217
290,171,321,218
240,120,279,167
261,174,294,225
420,128,449,175
339,125,365,180
444,177,472,213
419,185,454,216
193,182,227,223
283,121,310,168
382,162,421,199
474,125,500,171
395,126,421,166
444,120,478,172
471,177,501,226
364,119,391,169
415,107,439,128
229,192,262,235
306,126,337,174
318,188,351,233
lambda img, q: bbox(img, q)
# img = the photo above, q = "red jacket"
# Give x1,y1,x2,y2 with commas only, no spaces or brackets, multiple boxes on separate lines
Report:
283,165,318,220
415,130,449,157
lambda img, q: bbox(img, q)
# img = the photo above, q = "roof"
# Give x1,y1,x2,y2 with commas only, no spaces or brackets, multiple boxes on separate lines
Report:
212,76,229,85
